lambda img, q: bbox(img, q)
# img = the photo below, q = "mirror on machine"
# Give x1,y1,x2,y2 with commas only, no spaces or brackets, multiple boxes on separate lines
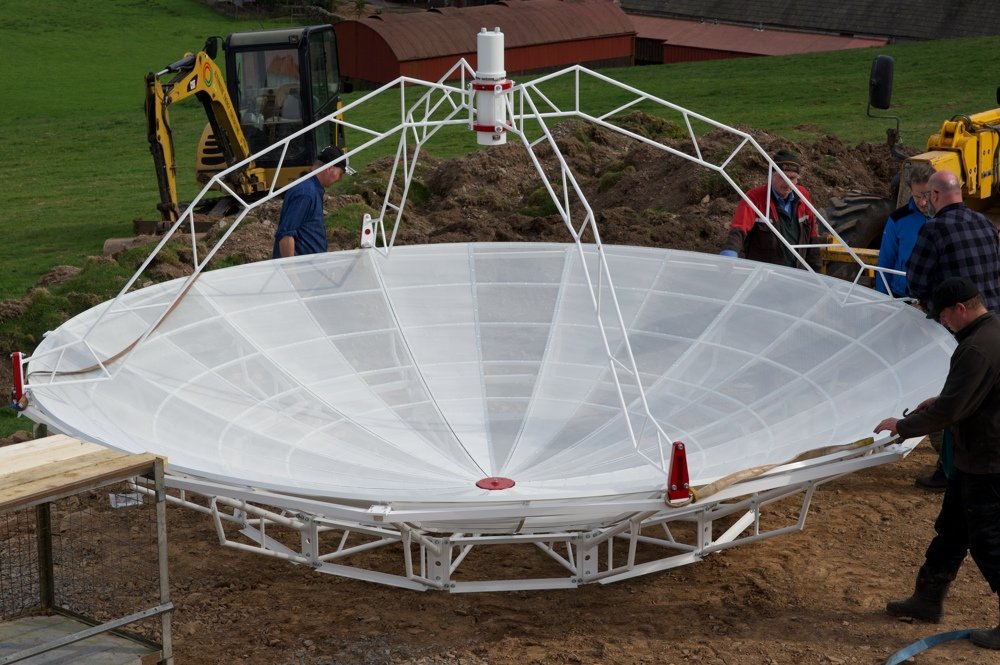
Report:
868,54,894,110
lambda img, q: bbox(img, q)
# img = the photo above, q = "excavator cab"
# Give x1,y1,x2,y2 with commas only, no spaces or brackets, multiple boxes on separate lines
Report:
143,24,346,232
194,25,346,191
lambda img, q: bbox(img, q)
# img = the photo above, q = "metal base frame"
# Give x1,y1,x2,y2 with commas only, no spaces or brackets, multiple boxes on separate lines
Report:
143,440,913,592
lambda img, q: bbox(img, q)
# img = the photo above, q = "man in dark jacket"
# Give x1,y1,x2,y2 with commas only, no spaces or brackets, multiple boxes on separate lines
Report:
720,148,821,270
873,277,1000,650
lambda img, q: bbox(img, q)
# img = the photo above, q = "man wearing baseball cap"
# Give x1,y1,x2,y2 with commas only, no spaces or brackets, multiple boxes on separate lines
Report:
273,145,354,259
873,276,1000,649
720,148,821,270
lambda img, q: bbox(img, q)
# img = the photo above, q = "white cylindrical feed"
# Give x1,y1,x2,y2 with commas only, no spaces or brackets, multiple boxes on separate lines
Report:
476,27,505,80
472,27,511,146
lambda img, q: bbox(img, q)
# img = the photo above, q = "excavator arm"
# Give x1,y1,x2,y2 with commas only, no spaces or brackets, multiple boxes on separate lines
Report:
144,39,267,223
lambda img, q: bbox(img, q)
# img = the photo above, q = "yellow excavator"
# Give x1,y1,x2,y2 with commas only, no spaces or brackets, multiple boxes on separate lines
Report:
142,25,347,233
826,55,1000,252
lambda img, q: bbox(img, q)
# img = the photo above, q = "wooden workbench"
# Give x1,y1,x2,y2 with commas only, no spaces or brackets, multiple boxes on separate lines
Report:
0,435,171,665
0,435,158,512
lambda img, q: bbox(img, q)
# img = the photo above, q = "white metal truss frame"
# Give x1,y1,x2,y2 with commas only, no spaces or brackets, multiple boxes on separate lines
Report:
19,53,922,590
124,436,913,592
21,57,897,468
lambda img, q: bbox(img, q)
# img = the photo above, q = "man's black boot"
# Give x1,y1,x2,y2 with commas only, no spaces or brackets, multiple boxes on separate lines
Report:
886,570,951,623
915,462,947,491
971,597,1000,649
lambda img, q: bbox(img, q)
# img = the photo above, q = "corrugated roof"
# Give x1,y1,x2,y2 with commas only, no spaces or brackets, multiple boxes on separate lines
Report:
620,0,1000,42
630,15,886,56
348,0,635,63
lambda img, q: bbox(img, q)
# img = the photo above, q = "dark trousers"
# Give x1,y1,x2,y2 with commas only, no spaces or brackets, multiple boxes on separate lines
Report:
923,469,1000,592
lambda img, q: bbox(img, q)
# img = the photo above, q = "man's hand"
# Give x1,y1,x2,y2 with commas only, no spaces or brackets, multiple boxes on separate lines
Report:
874,417,899,436
913,397,937,413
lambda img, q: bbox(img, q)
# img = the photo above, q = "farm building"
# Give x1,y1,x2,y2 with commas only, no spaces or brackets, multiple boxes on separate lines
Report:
630,15,887,65
334,0,635,86
620,0,1000,43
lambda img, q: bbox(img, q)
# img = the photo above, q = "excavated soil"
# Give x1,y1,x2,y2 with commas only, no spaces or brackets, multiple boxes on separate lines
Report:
6,117,995,664
202,115,897,264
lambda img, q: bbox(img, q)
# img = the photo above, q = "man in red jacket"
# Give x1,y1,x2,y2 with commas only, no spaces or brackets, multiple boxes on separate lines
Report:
720,148,821,270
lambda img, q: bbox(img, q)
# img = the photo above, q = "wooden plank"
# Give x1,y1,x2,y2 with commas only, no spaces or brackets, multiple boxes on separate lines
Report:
0,434,79,457
0,448,129,493
0,436,106,477
0,450,160,512
821,246,880,261
0,615,160,664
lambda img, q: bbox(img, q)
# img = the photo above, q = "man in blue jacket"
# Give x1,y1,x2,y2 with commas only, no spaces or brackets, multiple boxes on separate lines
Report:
874,163,935,297
272,145,353,259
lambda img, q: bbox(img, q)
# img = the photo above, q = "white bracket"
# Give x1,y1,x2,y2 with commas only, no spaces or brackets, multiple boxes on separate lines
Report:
360,213,375,248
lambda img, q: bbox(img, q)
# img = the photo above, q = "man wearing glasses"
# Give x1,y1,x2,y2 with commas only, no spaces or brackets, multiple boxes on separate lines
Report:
874,163,937,298
877,164,943,490
906,169,1000,314
905,170,1000,492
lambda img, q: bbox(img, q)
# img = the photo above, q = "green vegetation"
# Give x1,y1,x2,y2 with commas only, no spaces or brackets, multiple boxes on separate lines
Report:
520,185,560,217
4,0,1000,436
327,202,373,234
4,0,1000,301
598,161,630,193
0,0,304,301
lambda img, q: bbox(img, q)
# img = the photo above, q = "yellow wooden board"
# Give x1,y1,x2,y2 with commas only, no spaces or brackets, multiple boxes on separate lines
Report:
0,437,162,512
0,435,105,476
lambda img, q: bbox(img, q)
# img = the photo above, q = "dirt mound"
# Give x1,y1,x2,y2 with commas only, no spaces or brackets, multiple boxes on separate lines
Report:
35,265,81,288
390,116,892,253
125,113,898,275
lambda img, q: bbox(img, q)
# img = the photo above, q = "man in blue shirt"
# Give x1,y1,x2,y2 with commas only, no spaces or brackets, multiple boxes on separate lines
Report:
875,163,935,297
272,145,353,259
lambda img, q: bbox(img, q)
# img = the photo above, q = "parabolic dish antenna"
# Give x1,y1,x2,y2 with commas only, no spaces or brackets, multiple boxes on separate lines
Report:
24,243,951,506
14,29,954,591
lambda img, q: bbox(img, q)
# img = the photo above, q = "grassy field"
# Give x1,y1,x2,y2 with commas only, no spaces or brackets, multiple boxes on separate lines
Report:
0,0,306,301
3,1,1000,438
3,0,1000,302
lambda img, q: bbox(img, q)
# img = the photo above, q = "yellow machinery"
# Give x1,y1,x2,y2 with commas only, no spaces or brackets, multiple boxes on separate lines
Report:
912,108,1000,210
142,26,346,233
826,55,1000,252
